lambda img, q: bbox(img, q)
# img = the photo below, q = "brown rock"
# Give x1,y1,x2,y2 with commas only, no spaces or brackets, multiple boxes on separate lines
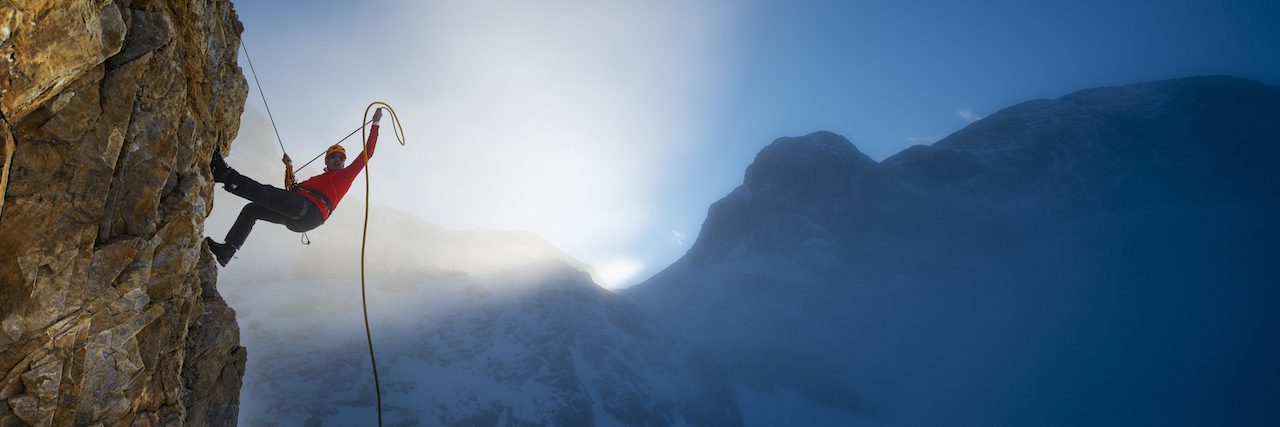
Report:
0,121,11,219
0,0,127,121
0,0,247,425
182,250,246,427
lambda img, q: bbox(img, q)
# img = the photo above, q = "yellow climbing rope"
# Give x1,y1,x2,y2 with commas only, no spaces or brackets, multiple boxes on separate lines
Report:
357,101,405,427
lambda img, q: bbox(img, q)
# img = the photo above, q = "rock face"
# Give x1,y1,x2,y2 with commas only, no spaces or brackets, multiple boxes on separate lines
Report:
0,1,247,425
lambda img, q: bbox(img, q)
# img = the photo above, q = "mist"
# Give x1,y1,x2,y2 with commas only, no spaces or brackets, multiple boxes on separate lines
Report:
234,0,739,288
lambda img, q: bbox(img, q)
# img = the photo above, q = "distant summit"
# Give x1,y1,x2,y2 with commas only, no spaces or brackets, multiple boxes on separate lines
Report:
744,130,879,196
626,75,1280,426
690,131,886,266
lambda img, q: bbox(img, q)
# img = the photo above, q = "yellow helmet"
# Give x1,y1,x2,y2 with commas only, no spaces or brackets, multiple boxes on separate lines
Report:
325,144,346,158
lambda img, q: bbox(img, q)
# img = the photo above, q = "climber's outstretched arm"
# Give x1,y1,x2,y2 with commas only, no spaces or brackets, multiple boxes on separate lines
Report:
346,108,382,172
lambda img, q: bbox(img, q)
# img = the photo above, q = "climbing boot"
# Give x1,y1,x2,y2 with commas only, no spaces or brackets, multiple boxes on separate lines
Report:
210,146,233,183
204,237,236,267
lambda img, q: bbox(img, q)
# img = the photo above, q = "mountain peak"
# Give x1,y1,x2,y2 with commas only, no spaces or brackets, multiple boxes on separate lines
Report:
681,132,884,266
744,131,878,196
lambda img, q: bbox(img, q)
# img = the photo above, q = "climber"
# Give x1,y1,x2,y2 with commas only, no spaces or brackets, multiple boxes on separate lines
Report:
203,108,383,266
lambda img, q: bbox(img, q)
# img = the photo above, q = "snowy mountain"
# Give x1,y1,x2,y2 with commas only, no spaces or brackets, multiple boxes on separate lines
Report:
625,76,1280,425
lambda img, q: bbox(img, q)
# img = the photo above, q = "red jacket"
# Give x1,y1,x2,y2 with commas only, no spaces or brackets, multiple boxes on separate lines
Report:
294,124,379,220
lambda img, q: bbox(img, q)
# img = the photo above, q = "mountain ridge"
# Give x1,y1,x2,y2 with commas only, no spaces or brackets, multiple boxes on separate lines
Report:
625,74,1280,425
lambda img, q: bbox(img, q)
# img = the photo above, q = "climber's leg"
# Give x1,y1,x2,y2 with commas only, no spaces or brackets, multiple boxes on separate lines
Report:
219,170,313,219
224,202,292,250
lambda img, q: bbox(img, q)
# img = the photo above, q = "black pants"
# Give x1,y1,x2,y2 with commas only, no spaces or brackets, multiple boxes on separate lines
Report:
222,169,325,249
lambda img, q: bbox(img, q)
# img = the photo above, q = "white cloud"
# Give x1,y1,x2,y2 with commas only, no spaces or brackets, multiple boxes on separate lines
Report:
672,230,687,245
956,108,983,123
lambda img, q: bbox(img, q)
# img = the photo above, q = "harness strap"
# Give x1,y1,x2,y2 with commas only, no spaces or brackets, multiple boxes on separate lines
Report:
293,186,333,219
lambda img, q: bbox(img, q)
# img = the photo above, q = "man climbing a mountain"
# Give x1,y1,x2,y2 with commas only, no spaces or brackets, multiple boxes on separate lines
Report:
203,108,383,266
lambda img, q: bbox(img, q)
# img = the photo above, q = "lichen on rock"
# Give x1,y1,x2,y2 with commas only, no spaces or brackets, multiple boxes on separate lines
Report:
0,0,248,425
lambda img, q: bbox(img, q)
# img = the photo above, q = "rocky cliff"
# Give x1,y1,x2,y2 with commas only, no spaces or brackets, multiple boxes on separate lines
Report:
0,1,247,425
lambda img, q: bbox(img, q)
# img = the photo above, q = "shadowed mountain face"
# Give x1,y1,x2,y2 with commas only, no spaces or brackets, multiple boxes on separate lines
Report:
626,76,1280,425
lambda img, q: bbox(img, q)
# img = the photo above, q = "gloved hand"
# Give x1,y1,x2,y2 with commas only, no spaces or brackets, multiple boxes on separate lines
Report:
282,153,296,188
372,108,383,124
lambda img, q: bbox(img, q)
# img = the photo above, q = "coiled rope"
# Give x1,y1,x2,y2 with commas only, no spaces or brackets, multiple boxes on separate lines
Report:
241,40,407,427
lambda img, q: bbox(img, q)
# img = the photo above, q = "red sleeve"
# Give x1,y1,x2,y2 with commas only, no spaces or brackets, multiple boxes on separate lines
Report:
346,124,379,172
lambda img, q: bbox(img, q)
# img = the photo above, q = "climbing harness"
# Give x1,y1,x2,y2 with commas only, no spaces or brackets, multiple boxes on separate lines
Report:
241,41,407,427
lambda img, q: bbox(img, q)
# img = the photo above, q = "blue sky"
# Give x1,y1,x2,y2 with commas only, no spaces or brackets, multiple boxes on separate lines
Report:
229,0,1279,288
